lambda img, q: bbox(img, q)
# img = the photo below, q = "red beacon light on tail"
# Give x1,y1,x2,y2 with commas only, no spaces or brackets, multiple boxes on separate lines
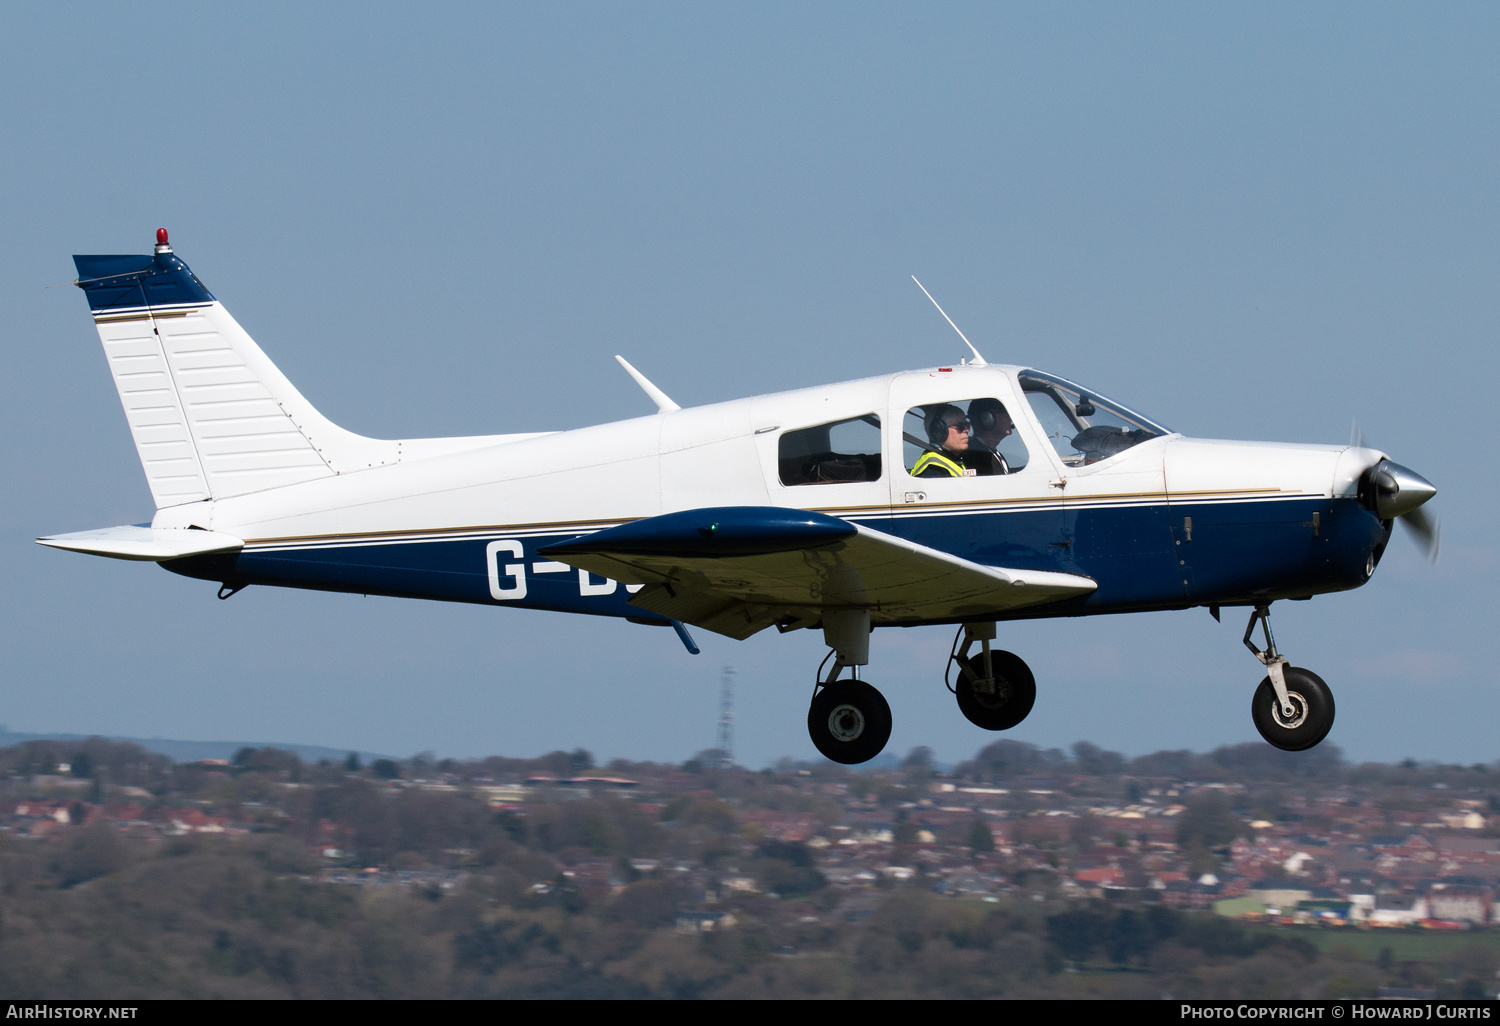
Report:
154,228,171,255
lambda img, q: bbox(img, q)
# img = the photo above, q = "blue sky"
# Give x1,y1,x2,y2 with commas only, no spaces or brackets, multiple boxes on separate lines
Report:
2,3,1495,767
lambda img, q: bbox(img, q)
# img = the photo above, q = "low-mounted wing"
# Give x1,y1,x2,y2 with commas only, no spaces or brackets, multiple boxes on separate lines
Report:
540,507,1095,640
37,525,244,562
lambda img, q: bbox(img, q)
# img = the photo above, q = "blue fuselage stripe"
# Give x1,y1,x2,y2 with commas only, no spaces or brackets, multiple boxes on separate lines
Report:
160,497,1387,623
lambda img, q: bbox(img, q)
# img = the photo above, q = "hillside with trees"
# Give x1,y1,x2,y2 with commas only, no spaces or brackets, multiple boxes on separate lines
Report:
0,737,1495,998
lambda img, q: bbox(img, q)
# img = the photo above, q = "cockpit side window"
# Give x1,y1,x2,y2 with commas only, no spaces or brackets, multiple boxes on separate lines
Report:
778,414,882,486
901,398,1029,478
1019,371,1167,467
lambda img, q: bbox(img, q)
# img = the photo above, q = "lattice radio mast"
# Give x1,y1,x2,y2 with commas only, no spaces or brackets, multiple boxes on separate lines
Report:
715,666,735,768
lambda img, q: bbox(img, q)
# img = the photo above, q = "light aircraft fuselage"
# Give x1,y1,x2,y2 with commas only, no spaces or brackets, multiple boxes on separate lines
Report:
42,232,1436,761
148,368,1388,626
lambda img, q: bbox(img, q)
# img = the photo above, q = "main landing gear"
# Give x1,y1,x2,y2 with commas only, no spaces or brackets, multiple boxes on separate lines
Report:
808,676,892,765
807,609,892,764
803,615,1042,764
804,612,1046,763
1242,604,1335,751
948,622,1036,731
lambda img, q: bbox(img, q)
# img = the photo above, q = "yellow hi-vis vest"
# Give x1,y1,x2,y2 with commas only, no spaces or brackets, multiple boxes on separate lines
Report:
912,450,967,477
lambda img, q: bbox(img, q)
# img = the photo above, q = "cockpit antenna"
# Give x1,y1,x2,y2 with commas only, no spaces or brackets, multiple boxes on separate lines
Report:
615,355,681,413
911,276,987,367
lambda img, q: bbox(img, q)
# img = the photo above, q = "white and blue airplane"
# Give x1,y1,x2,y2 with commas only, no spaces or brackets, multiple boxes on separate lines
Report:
41,230,1439,763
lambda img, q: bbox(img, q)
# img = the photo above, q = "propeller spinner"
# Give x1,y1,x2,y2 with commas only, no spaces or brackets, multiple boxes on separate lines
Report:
1360,459,1440,562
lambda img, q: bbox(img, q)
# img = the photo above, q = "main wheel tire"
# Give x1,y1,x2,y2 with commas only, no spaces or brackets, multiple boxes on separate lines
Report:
1251,667,1335,751
808,680,893,765
954,650,1036,730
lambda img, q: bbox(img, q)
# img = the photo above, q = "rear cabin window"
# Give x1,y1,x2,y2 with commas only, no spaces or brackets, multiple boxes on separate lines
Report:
778,414,882,486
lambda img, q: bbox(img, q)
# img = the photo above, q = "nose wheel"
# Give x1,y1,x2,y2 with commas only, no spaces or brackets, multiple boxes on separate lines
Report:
1242,605,1336,751
1251,667,1335,751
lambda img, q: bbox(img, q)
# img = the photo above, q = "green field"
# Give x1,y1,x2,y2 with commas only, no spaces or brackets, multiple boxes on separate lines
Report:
1251,926,1500,961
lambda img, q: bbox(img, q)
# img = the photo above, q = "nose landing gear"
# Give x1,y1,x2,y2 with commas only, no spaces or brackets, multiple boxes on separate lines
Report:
1243,605,1335,751
948,623,1036,731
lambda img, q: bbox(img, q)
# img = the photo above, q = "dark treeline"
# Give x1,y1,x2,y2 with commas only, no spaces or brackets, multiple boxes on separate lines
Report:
6,734,1496,795
958,738,1496,786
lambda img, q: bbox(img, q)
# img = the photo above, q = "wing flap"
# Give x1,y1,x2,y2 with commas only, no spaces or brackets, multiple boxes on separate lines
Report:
626,585,784,641
37,525,244,562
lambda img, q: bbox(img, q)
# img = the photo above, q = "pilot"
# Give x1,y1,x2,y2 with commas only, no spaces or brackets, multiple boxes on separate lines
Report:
966,398,1014,476
913,405,975,478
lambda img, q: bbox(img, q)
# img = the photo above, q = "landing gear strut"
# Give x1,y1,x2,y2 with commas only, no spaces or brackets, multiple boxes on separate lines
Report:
948,623,1035,731
1242,604,1335,751
807,609,892,765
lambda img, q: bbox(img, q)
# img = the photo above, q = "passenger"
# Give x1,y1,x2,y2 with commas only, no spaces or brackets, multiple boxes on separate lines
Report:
967,398,1015,475
913,405,974,478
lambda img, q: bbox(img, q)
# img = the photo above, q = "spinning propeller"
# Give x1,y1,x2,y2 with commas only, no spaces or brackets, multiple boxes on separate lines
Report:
1362,459,1440,562
1350,423,1439,562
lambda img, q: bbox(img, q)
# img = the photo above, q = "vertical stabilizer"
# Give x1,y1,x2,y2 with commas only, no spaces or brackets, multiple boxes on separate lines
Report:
74,231,398,508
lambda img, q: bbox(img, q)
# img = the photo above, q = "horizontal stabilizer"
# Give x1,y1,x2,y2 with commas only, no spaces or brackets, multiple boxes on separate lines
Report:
540,506,1096,639
37,525,243,562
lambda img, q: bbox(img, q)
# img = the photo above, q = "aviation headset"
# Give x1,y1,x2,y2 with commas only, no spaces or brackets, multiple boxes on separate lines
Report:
924,404,967,446
968,398,1008,434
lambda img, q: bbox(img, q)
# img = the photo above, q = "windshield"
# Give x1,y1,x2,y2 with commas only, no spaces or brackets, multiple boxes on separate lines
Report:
1018,371,1170,467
